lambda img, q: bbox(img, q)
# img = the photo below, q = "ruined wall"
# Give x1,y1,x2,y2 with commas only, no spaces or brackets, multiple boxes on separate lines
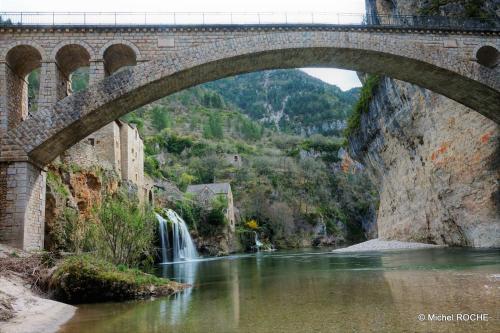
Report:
349,0,499,247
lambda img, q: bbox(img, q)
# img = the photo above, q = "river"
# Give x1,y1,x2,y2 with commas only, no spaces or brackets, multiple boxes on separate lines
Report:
58,248,499,333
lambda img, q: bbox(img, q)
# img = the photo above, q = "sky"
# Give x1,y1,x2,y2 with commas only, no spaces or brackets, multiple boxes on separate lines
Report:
0,0,365,90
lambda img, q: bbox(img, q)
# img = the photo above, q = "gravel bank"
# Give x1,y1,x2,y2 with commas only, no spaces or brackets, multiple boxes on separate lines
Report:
333,239,445,253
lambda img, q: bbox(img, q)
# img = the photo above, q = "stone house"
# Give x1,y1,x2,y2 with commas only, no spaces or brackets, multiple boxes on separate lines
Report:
186,183,236,231
224,154,242,168
61,120,153,203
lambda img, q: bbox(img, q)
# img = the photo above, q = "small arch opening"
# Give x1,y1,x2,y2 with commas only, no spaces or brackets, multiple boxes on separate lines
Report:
103,44,137,76
148,190,153,204
5,45,42,122
476,45,498,68
55,44,90,96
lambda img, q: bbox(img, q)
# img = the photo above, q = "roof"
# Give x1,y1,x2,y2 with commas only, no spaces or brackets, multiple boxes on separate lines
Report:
186,183,231,195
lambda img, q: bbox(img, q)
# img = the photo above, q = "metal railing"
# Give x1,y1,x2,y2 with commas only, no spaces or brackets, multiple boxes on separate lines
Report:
0,12,498,30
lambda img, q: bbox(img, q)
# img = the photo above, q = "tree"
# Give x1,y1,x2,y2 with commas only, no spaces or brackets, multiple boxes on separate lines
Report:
151,106,171,131
203,113,224,139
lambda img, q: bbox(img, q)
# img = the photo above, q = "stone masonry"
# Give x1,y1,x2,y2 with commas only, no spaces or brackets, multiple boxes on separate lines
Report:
0,23,498,250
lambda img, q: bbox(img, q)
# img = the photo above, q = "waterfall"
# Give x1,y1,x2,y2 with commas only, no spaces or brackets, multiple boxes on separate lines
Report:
156,209,198,263
157,214,169,263
254,231,263,252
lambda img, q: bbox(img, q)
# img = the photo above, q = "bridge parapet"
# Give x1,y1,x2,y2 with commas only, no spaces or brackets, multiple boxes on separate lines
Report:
0,12,499,31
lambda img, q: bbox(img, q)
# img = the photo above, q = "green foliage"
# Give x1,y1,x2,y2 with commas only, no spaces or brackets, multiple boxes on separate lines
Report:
93,192,156,267
151,105,172,131
236,115,264,140
164,133,194,154
144,156,162,178
47,170,69,197
345,75,380,137
203,113,224,139
27,69,40,112
207,196,228,227
202,91,224,108
70,67,89,92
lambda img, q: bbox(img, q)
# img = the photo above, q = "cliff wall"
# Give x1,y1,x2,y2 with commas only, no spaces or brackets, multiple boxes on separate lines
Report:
349,0,499,247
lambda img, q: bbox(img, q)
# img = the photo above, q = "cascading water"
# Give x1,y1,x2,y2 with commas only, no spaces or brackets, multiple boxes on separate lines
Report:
254,231,263,252
156,209,198,263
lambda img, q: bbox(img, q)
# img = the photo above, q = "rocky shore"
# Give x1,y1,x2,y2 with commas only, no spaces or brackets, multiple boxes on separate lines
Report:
332,239,445,253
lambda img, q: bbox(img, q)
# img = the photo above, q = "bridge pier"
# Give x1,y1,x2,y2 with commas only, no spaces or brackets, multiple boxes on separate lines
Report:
0,161,46,251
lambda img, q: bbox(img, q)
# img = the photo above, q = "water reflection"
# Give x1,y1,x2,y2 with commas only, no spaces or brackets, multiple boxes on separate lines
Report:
159,261,198,325
59,248,500,333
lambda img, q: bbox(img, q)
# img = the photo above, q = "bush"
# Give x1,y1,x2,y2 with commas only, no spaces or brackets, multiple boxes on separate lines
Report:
93,192,156,267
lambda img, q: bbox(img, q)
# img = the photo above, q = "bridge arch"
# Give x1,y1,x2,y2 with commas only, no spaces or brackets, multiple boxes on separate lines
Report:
3,44,44,129
100,40,141,75
474,44,499,68
3,31,499,166
51,40,96,63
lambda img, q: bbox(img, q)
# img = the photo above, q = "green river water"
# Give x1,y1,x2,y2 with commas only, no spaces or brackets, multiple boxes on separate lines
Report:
58,248,499,333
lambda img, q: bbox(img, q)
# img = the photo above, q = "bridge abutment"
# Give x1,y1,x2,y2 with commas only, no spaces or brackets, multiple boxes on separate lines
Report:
0,161,46,251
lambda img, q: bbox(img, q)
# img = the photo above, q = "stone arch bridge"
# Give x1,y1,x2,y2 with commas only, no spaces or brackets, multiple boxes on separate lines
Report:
0,21,499,250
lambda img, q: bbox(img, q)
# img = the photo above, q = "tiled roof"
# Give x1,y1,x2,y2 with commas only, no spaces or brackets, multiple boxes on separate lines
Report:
186,182,231,195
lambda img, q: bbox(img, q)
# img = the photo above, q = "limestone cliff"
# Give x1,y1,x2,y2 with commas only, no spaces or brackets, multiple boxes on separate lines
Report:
348,0,499,247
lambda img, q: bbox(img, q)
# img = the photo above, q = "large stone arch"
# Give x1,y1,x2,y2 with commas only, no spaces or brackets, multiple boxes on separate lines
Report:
3,31,500,166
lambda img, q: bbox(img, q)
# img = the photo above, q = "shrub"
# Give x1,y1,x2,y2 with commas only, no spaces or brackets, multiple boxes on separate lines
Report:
93,192,156,267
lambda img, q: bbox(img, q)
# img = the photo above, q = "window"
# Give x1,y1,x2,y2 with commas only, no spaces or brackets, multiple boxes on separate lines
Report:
88,138,95,146
234,155,238,161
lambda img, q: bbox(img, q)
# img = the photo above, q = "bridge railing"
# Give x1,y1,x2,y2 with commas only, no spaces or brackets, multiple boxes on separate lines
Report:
0,12,497,30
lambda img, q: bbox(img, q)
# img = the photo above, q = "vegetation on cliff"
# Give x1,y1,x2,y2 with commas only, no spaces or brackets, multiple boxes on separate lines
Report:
345,74,380,137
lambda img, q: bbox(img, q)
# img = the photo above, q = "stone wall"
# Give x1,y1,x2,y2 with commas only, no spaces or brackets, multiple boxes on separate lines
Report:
119,123,144,190
87,122,122,173
0,162,45,250
60,141,100,170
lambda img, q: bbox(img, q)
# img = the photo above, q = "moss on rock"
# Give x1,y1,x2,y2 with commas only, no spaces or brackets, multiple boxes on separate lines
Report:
49,255,187,303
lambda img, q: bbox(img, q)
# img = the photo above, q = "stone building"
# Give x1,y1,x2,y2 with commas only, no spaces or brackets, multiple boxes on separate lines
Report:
62,120,153,203
224,154,242,168
186,183,236,231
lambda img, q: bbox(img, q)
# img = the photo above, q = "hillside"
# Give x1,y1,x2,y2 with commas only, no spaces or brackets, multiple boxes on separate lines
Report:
204,69,360,136
123,69,376,249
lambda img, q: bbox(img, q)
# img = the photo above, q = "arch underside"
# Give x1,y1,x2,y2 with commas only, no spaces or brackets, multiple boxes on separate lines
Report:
6,33,499,166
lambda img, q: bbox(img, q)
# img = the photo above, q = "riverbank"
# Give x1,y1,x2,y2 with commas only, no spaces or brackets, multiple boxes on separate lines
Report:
0,276,76,333
0,244,188,332
332,238,445,253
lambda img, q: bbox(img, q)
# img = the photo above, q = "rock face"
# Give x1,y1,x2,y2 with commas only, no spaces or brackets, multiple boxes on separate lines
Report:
349,0,499,247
